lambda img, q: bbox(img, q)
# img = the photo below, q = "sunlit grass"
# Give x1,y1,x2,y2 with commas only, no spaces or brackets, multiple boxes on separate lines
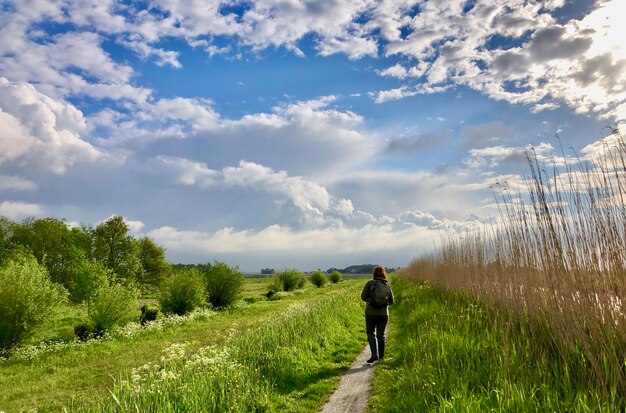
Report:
0,279,362,412
403,129,626,400
90,285,364,412
370,278,622,412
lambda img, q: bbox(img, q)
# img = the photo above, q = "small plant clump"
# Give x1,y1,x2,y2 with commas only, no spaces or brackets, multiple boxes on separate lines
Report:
73,323,92,341
329,271,343,283
309,270,327,288
139,305,159,325
158,269,205,316
270,269,306,292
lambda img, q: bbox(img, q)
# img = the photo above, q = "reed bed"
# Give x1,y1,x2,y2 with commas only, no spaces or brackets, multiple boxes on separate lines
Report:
406,129,626,398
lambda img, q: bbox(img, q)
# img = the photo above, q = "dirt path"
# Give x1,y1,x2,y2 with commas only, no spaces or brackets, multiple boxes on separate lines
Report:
320,345,375,413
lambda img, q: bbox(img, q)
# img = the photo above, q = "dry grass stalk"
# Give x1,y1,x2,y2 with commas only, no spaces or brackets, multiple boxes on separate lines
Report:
405,129,626,395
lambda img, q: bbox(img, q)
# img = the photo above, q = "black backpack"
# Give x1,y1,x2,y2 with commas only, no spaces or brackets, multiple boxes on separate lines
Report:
369,279,390,309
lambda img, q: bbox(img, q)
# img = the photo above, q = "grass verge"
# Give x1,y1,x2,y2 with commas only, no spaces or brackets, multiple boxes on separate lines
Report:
369,277,624,412
89,284,364,412
0,280,360,412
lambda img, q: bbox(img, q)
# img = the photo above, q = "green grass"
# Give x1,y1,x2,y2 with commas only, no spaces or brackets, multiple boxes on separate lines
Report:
369,277,624,412
0,280,361,412
91,283,364,412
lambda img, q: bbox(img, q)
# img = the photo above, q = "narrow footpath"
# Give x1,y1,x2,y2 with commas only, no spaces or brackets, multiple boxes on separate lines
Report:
320,345,375,413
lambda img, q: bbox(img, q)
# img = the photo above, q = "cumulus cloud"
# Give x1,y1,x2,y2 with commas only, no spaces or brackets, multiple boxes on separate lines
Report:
0,77,103,174
3,0,624,122
96,95,375,178
152,157,359,222
0,201,44,220
369,0,625,121
0,175,37,192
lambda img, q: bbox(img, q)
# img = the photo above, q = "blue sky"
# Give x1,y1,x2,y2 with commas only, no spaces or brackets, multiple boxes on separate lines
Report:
0,0,624,271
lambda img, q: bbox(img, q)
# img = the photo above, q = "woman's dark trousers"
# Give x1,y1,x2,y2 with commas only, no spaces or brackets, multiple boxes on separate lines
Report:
366,315,388,359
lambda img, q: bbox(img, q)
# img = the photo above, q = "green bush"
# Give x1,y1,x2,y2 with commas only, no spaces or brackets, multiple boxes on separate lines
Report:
203,261,244,308
271,269,306,292
70,260,110,306
309,270,327,287
329,270,343,283
0,250,67,355
158,269,205,315
89,282,138,334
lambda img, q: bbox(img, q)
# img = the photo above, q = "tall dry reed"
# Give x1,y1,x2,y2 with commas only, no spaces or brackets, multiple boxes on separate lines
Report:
406,129,626,396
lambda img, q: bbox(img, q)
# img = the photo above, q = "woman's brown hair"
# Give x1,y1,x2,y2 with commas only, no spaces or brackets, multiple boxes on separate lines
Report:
372,265,387,279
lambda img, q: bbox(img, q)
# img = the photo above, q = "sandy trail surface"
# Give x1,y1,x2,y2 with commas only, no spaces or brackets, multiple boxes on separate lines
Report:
320,345,375,413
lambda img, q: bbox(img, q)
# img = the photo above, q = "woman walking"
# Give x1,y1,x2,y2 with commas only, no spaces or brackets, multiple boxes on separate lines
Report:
361,265,394,363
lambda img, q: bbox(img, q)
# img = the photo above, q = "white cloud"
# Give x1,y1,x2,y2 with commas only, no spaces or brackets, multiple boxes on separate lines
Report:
153,156,219,188
222,161,331,215
146,221,441,269
3,0,623,123
367,0,626,122
0,175,37,192
464,142,556,169
374,86,419,103
98,95,375,179
0,201,44,220
0,77,103,174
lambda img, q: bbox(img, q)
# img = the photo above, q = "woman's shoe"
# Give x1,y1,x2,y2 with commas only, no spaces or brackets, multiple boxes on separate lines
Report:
366,357,379,363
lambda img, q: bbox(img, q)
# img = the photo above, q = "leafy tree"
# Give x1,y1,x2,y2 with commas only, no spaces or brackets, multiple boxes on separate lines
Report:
203,261,244,308
92,216,143,283
158,269,205,315
0,249,67,355
9,218,82,289
69,224,94,258
137,236,170,287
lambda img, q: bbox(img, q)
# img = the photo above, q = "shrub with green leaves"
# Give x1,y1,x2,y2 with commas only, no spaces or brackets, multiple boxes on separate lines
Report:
89,282,138,334
309,270,327,287
329,270,343,283
69,260,110,306
203,261,244,308
0,250,67,355
270,269,306,292
158,269,205,315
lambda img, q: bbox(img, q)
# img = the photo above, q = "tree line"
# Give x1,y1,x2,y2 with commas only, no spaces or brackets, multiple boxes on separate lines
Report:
0,215,170,297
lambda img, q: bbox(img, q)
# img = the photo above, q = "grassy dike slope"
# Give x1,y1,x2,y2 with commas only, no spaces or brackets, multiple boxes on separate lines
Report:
1,280,364,412
369,277,623,412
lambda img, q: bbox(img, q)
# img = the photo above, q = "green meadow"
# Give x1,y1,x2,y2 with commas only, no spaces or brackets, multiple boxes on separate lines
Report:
1,278,365,412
